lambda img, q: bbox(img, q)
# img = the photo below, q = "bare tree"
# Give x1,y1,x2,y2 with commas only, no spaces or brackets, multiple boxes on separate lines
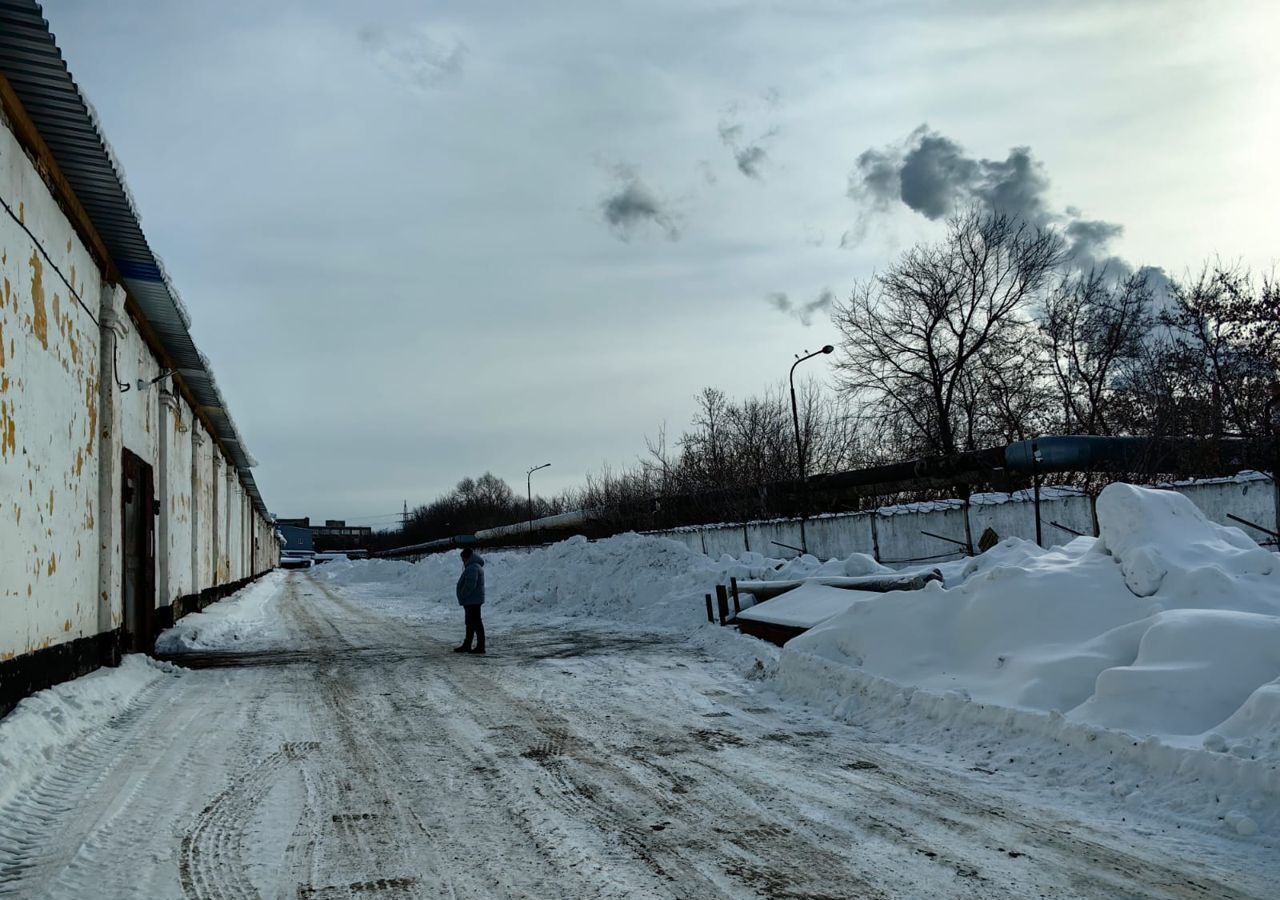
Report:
833,210,1065,456
1159,266,1273,438
1039,268,1155,434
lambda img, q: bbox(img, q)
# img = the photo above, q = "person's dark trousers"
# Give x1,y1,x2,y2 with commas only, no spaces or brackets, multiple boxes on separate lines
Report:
463,604,485,651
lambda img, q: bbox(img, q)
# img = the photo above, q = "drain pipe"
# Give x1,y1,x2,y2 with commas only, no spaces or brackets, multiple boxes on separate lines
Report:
95,283,126,649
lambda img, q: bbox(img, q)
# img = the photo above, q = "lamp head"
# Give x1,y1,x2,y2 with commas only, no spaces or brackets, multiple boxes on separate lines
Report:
821,345,834,354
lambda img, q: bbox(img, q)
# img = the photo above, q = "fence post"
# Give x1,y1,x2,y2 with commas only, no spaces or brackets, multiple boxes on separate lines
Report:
730,577,741,615
715,584,730,626
870,512,881,563
705,593,714,624
1032,439,1043,547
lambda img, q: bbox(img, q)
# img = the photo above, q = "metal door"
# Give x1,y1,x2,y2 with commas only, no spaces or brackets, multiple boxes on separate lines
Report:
121,449,156,652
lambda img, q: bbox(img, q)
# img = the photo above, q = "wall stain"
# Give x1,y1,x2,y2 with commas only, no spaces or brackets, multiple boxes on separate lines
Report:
0,398,15,458
85,376,97,455
29,251,48,350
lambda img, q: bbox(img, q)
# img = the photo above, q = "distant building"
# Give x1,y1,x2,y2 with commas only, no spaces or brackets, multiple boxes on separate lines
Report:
277,517,372,552
278,526,314,553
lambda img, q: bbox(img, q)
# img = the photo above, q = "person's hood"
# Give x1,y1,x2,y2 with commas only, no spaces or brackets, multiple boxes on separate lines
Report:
467,554,484,567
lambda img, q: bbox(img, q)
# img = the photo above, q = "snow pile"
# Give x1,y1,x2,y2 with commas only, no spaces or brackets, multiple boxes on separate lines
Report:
0,656,180,810
155,570,289,652
780,484,1280,832
321,534,869,628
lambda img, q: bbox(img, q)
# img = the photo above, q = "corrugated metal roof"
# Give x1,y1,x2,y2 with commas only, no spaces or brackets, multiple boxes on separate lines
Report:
0,1,270,517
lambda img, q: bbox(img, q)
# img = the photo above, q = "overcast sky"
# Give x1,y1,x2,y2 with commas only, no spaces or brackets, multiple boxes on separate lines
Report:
45,0,1280,527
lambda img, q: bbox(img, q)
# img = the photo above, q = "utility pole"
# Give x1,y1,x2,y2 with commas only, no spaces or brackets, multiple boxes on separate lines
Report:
400,500,409,531
789,345,834,555
527,463,551,537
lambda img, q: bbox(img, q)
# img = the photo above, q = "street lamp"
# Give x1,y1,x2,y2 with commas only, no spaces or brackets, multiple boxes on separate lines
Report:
527,463,551,536
789,345,835,554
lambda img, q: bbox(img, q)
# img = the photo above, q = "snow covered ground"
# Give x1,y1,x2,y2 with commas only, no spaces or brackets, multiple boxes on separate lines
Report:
316,483,1280,843
0,482,1276,897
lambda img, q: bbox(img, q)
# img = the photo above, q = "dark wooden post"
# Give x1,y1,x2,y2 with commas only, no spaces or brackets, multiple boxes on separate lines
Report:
705,593,714,624
730,577,741,614
715,584,730,625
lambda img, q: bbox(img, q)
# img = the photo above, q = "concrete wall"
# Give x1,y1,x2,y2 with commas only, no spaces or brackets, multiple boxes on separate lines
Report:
0,108,278,667
874,501,971,565
648,476,1277,566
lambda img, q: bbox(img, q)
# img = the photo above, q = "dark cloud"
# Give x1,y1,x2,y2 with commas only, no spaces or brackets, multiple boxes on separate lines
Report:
718,100,779,181
766,288,834,326
734,145,768,179
845,124,1124,271
600,165,680,241
359,26,467,90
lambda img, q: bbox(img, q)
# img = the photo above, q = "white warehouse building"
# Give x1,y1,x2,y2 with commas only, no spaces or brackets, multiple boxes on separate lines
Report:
0,2,280,713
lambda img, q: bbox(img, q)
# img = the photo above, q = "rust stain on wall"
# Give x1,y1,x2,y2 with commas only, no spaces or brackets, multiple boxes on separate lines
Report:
0,398,15,458
29,251,48,350
85,376,97,455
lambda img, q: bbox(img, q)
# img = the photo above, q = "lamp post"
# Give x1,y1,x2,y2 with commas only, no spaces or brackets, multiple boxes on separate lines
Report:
789,345,835,554
527,463,550,537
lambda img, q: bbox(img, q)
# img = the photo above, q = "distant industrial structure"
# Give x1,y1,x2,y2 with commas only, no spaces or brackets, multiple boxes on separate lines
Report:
276,517,373,553
0,3,279,715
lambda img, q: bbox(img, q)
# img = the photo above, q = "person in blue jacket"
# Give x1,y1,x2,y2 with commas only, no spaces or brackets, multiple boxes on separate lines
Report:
454,548,486,654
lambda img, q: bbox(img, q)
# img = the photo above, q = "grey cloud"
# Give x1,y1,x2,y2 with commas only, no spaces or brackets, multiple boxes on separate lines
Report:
718,101,779,181
718,122,744,145
359,25,467,90
601,165,680,241
734,145,768,179
846,124,1124,271
766,288,834,326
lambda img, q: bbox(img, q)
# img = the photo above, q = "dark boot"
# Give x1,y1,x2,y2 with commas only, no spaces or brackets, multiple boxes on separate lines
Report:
453,643,471,653
466,645,486,655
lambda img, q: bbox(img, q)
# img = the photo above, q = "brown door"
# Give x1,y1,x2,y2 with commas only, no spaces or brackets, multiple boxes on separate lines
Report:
121,449,156,653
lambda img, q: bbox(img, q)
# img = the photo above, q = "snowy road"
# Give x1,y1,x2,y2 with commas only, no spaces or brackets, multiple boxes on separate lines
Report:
1,572,1272,899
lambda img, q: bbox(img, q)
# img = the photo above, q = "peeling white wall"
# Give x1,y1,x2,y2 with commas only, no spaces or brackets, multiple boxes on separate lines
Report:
1,110,278,665
0,109,104,661
162,393,194,603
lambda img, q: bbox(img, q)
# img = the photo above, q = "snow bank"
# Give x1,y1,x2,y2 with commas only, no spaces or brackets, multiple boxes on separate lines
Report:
155,570,289,652
781,484,1280,832
0,656,180,810
319,534,885,630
